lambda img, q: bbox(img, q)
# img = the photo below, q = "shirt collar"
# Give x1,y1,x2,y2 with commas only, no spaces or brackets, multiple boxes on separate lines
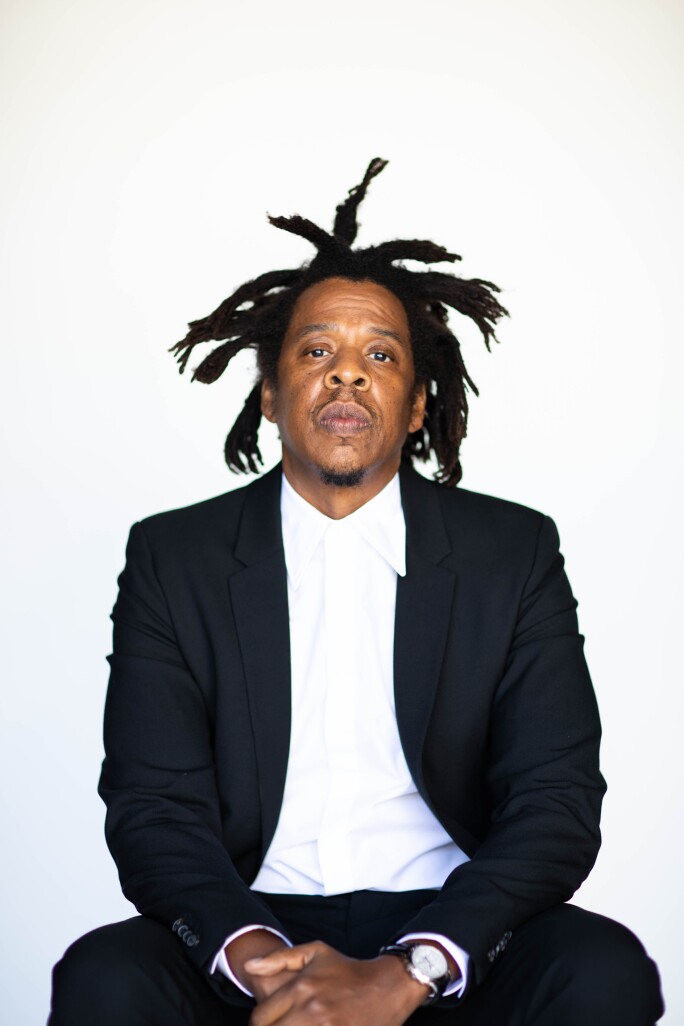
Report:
280,470,406,590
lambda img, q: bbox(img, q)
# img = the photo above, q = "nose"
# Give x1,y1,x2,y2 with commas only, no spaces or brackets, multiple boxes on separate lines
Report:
323,347,371,391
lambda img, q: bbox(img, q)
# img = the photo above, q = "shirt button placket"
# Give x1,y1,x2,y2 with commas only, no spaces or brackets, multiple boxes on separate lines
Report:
317,522,360,894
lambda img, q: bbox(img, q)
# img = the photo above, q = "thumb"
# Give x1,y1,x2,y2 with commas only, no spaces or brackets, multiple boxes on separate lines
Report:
245,942,320,976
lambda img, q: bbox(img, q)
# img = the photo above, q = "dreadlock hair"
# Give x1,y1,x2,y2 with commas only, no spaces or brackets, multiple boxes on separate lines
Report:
169,157,508,487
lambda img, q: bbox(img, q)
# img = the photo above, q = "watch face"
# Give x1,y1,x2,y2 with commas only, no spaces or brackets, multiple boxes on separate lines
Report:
411,944,449,981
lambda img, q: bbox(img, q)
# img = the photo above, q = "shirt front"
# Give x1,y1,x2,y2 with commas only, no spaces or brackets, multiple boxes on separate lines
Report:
252,470,470,895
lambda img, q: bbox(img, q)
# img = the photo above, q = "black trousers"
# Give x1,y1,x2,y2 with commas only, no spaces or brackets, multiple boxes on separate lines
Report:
49,891,664,1026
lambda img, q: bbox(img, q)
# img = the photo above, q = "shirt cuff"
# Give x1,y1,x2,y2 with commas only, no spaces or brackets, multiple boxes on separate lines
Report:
397,932,469,998
210,924,293,996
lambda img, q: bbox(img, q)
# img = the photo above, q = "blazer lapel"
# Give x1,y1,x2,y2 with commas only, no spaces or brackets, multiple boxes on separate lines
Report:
228,464,292,858
395,465,457,795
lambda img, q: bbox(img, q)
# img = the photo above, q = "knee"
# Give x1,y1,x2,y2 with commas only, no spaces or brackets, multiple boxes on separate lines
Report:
558,915,664,1023
50,918,168,1024
51,925,122,1022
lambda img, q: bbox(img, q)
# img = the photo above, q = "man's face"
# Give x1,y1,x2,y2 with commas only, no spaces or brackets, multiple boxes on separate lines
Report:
261,277,426,491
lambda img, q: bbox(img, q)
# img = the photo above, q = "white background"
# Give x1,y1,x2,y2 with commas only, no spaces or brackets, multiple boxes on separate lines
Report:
1,1,682,1022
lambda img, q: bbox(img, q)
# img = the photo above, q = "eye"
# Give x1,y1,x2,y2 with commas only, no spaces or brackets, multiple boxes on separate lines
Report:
306,347,329,358
369,350,392,362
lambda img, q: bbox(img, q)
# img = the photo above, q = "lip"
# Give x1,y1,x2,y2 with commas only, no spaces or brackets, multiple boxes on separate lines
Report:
318,401,372,435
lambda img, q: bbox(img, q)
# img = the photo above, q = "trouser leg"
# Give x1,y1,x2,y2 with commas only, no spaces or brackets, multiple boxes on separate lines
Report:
48,916,251,1026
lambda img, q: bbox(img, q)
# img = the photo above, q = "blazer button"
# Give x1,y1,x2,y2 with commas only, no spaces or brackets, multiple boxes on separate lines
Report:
187,934,199,947
172,918,183,933
487,949,496,963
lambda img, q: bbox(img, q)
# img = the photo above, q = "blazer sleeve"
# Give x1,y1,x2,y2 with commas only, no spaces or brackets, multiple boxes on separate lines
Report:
396,514,607,991
98,520,287,977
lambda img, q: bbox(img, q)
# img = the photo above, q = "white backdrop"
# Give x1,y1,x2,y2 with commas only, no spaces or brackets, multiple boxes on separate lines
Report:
1,1,682,1022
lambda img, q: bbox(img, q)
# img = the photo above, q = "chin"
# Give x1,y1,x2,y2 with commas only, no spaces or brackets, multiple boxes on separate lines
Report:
318,465,367,488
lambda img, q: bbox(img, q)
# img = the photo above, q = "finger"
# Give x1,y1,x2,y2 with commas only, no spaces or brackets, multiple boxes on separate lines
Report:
246,951,307,976
250,978,296,1026
252,969,298,1002
246,943,319,975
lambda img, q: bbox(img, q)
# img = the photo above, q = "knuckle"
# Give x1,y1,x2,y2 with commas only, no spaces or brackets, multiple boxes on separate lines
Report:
293,977,315,1000
306,996,330,1022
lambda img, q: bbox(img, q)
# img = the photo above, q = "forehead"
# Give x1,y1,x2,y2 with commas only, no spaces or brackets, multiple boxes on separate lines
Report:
286,277,409,336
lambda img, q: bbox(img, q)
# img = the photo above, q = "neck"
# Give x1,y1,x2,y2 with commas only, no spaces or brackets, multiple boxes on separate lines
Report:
281,453,400,519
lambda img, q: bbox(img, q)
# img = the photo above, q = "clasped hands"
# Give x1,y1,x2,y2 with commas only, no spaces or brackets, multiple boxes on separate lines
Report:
232,934,432,1026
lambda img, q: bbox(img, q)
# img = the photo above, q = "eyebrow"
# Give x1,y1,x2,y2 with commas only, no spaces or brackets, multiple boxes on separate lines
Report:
294,322,407,346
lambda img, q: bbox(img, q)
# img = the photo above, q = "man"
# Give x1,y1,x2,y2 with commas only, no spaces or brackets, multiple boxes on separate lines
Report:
50,159,663,1024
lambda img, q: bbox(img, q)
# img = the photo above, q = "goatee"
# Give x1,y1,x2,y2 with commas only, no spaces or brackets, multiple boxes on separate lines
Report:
319,466,366,488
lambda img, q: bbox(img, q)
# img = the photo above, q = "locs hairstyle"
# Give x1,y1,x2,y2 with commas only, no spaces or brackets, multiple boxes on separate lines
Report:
169,158,508,487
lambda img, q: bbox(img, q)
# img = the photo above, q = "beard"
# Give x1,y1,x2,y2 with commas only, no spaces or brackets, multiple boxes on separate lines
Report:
318,465,367,487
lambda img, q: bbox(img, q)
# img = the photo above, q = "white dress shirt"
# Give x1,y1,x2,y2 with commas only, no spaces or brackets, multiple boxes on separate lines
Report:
212,471,470,997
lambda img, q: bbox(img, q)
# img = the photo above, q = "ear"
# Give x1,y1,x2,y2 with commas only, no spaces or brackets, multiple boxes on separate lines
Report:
261,377,277,423
408,381,427,433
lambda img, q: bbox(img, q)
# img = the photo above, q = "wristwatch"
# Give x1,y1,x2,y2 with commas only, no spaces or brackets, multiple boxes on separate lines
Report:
379,942,452,1005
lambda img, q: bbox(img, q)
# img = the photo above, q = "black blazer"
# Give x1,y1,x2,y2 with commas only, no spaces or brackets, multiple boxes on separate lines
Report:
98,461,605,990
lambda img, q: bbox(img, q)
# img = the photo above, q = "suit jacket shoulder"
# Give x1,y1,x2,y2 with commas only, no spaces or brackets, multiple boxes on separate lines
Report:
132,464,283,571
399,465,552,582
136,471,260,537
